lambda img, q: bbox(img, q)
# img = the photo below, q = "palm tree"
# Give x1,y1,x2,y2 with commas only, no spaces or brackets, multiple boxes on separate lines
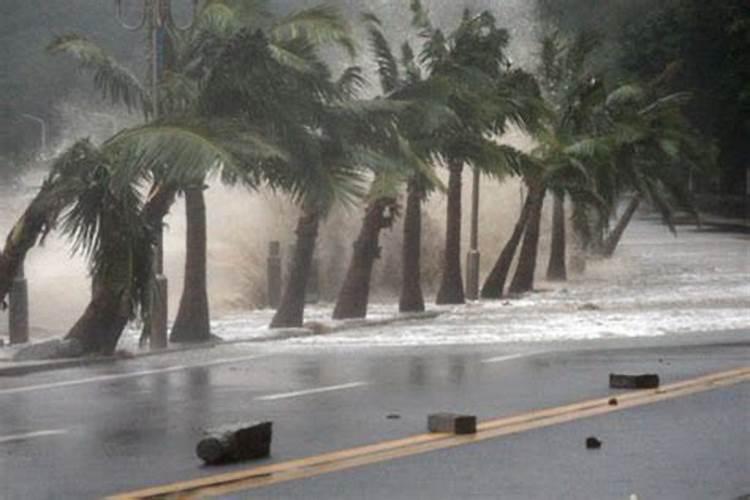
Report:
595,84,711,257
401,5,544,305
70,115,291,355
502,32,608,294
480,192,533,298
331,13,443,320
0,142,105,303
49,0,359,342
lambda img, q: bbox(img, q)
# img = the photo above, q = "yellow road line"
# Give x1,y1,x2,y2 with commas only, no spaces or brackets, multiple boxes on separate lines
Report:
109,366,750,499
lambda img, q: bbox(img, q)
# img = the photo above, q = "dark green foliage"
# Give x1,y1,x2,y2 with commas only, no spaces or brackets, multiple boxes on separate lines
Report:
539,0,750,197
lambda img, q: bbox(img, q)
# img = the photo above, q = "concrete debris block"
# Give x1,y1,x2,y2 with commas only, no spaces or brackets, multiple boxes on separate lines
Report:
13,338,84,361
302,321,331,335
427,413,477,435
196,421,272,465
609,373,660,389
586,436,602,449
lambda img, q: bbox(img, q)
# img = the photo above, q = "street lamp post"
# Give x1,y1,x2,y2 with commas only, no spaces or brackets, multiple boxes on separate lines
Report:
21,113,47,154
90,112,119,137
465,168,481,300
114,0,197,349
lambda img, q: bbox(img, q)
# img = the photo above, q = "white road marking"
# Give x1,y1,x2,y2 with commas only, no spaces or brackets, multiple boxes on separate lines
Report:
255,381,369,401
0,429,68,444
0,354,269,396
481,353,535,364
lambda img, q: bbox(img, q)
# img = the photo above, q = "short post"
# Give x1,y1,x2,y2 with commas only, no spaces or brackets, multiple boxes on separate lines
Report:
150,228,168,350
465,167,481,300
150,275,168,349
9,264,29,344
465,250,480,301
267,241,282,309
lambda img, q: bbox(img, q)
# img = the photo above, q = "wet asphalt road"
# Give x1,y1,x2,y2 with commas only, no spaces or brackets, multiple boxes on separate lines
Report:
0,330,748,499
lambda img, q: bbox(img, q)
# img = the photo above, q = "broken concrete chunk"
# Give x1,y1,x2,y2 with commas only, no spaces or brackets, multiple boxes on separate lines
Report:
196,421,272,465
578,302,600,311
427,413,477,434
13,338,84,361
609,373,660,389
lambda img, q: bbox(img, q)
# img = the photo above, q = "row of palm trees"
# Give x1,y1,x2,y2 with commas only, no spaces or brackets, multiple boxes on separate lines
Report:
0,1,709,356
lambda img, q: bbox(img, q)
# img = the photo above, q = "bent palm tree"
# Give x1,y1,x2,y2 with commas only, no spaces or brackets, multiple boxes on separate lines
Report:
49,0,359,341
595,83,712,257
402,4,545,304
331,13,435,320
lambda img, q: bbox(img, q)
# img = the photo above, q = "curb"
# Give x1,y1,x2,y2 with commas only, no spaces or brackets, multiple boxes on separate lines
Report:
0,310,441,377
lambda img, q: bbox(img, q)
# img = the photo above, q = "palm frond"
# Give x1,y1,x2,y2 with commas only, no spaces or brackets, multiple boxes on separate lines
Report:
401,42,422,84
363,13,400,94
104,120,288,192
638,91,693,117
605,84,645,110
410,0,434,37
48,34,148,113
336,66,368,99
271,5,356,58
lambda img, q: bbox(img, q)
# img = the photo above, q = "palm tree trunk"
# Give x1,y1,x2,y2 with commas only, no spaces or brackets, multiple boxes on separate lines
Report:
435,159,465,304
65,184,177,356
333,197,396,320
480,194,533,299
270,206,320,328
66,269,131,355
601,195,641,257
546,193,567,281
399,178,425,313
508,181,545,295
170,186,211,342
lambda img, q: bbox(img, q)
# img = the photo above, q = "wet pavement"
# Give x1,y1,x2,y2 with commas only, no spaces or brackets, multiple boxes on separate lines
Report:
0,217,748,499
234,382,749,500
0,332,748,499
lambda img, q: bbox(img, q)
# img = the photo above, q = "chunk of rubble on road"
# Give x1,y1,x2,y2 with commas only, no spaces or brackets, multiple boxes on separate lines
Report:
586,436,602,449
196,421,272,465
609,373,660,389
427,413,477,434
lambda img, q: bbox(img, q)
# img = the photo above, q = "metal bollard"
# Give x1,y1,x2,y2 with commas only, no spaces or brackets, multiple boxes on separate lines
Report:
150,275,168,349
267,241,282,309
465,250,480,301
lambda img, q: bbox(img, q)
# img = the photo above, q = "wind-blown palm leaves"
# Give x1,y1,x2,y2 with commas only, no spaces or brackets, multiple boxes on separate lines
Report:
47,34,148,113
38,0,366,349
593,82,713,256
399,2,546,305
481,31,607,296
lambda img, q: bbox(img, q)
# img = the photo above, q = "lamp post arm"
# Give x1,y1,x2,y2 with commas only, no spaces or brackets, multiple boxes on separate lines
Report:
115,0,148,31
171,0,199,31
21,113,47,152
